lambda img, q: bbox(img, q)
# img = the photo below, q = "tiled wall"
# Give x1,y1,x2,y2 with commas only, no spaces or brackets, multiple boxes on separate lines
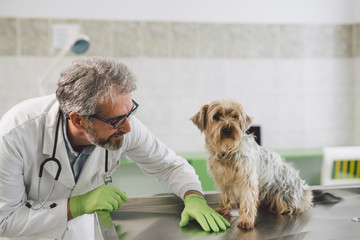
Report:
1,18,359,58
0,17,359,152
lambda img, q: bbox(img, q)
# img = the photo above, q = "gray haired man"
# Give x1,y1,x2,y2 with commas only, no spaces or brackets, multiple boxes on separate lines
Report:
0,57,230,239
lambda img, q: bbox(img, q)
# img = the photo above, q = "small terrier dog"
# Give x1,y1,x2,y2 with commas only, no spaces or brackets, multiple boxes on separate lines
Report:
191,99,313,230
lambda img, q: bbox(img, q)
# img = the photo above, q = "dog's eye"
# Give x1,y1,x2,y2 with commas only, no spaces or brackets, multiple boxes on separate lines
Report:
232,115,238,120
213,113,221,121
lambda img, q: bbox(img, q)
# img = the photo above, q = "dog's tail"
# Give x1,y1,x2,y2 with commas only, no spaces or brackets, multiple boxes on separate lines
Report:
312,190,342,205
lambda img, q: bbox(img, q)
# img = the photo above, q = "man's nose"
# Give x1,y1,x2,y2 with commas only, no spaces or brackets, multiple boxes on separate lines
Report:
118,118,131,133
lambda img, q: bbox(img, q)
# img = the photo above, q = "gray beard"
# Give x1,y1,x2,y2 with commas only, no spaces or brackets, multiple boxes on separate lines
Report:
86,123,125,151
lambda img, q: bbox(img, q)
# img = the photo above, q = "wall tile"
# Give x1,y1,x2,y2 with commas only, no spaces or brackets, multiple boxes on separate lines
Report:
277,25,303,58
20,18,49,56
302,59,353,95
333,25,353,58
141,22,170,57
0,18,17,56
1,17,358,59
198,23,226,58
169,22,198,58
354,58,360,145
112,21,141,57
0,57,358,151
304,25,334,58
225,24,279,58
279,25,334,58
81,20,111,57
354,24,360,57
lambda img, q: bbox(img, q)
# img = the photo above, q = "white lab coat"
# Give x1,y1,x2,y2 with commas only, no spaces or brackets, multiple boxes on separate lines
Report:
0,95,202,240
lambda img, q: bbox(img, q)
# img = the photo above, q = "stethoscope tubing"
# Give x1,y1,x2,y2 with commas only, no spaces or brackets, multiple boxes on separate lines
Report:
26,111,111,210
26,112,62,209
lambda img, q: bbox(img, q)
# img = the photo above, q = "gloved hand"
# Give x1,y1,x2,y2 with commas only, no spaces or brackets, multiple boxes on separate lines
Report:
69,185,129,218
179,194,230,232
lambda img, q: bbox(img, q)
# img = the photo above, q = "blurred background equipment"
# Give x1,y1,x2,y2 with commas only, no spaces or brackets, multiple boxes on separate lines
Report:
37,26,90,95
321,146,360,186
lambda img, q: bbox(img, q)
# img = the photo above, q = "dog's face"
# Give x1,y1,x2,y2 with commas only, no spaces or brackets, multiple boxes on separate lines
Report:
191,99,252,154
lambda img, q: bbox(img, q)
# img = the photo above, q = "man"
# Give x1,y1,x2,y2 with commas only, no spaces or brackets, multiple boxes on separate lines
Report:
0,57,230,239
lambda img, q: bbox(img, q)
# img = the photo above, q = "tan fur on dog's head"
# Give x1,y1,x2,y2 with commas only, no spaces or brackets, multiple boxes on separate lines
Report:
191,99,252,155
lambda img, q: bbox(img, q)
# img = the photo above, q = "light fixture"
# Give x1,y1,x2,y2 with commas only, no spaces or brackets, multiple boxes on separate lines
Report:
37,33,90,95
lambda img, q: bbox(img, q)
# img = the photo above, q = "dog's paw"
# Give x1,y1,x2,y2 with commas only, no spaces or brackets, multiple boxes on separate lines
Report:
237,219,254,231
215,207,231,216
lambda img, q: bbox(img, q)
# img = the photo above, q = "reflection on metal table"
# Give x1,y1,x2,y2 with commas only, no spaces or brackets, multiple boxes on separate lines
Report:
95,185,360,240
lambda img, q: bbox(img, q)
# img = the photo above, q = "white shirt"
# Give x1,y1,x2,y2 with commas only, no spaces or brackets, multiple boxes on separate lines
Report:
0,94,202,239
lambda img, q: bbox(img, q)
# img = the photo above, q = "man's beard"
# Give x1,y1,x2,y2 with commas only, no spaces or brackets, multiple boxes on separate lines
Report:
86,123,125,151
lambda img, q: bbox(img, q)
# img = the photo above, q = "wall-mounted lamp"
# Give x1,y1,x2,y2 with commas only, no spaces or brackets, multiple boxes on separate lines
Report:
37,33,90,95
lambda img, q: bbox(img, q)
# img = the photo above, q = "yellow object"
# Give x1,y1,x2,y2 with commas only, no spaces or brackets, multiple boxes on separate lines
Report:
321,147,360,185
332,160,360,180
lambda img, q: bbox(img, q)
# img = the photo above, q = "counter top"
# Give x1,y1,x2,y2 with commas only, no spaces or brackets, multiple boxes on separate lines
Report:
95,185,360,240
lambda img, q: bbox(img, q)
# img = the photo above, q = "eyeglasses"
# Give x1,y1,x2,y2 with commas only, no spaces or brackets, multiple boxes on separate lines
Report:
90,100,139,129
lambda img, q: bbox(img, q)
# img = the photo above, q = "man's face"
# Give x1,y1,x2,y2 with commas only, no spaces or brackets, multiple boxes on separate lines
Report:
86,93,133,150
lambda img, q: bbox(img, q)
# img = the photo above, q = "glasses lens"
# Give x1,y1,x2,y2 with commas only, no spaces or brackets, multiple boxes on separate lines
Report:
129,107,137,118
113,105,138,129
113,117,126,129
109,101,138,129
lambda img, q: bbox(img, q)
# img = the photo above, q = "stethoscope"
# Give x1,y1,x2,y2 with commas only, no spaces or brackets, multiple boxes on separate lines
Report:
26,111,111,210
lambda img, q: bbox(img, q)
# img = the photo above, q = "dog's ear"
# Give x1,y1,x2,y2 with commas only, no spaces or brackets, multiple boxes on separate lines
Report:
241,113,252,131
245,115,252,130
191,104,209,132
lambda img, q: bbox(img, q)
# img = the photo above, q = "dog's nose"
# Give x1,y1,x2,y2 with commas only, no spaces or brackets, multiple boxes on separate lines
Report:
221,126,233,138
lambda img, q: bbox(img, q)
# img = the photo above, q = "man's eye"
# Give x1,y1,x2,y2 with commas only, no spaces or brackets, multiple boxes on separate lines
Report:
112,116,126,123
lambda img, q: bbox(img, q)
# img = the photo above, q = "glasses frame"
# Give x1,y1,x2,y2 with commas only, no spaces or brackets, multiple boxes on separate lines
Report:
89,99,139,129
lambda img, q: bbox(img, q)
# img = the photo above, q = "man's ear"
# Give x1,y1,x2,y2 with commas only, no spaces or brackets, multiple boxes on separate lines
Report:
190,104,209,132
68,112,87,130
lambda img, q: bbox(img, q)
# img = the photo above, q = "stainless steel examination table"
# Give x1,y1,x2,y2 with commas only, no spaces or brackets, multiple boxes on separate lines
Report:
95,185,360,240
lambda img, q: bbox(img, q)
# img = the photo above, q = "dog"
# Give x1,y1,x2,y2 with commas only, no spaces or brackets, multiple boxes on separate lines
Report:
191,99,313,230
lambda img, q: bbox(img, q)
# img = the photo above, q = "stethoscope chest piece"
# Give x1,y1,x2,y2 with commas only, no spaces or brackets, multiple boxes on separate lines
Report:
104,174,112,185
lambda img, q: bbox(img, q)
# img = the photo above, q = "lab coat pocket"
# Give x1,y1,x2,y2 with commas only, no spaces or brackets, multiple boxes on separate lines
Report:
63,214,95,240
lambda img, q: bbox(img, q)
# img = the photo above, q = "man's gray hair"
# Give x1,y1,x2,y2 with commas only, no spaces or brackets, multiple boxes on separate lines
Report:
56,56,137,116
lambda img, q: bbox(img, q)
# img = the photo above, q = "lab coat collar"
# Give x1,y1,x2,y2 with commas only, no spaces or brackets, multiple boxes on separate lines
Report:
43,100,115,194
73,148,121,195
72,147,106,196
43,101,75,189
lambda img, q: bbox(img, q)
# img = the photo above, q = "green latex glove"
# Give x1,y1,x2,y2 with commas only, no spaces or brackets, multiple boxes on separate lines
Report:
180,194,230,232
69,185,129,218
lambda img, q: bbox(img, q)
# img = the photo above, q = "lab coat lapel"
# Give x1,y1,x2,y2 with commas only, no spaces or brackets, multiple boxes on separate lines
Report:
72,147,105,195
42,102,75,189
